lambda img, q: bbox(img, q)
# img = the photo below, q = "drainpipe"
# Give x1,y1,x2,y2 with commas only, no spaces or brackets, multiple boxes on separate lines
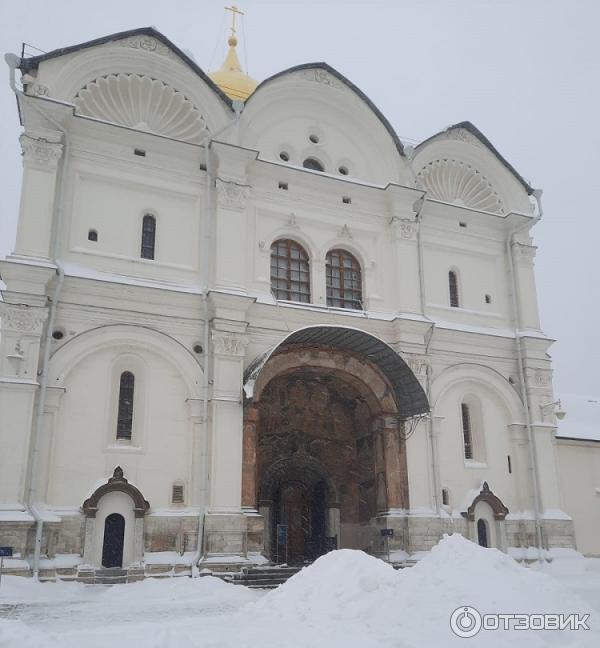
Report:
413,193,441,515
192,100,244,573
505,191,544,559
5,53,68,579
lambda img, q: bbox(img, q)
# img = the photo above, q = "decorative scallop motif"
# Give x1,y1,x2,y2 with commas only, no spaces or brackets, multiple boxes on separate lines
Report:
416,159,504,214
74,74,208,143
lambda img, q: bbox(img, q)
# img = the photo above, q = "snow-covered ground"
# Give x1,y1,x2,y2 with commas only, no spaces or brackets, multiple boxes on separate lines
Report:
1,535,599,648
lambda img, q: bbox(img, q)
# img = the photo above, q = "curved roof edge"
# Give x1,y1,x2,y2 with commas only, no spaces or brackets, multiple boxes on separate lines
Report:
246,62,405,158
18,26,234,108
415,121,534,195
243,324,429,420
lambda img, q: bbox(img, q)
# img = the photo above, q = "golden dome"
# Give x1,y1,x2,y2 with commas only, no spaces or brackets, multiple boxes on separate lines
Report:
209,35,258,102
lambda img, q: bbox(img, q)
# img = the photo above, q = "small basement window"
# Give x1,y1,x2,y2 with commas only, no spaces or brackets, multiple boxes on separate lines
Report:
134,148,146,157
88,229,98,242
171,483,185,504
278,181,288,190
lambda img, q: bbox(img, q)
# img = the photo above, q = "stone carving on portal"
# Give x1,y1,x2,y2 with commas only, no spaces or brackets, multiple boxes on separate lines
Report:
73,74,209,143
19,135,63,167
416,159,505,214
215,179,250,211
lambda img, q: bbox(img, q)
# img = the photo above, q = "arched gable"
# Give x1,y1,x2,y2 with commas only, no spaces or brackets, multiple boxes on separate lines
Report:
20,27,232,138
240,63,410,185
412,122,534,215
48,324,203,399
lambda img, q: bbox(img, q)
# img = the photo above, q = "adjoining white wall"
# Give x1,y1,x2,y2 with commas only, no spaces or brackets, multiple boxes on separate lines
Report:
556,439,600,556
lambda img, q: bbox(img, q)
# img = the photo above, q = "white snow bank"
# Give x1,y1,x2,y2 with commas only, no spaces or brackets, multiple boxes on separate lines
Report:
1,535,598,648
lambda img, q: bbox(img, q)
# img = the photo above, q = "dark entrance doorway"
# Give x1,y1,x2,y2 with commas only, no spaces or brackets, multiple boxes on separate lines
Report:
477,518,489,548
274,479,327,564
102,513,125,567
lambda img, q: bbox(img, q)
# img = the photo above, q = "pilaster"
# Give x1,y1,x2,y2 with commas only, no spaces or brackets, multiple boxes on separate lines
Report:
14,131,64,260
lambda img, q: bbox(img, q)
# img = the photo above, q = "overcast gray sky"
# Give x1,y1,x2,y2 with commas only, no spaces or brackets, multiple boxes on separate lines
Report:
1,0,598,398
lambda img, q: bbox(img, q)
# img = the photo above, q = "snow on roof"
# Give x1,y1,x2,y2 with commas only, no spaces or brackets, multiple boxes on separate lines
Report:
556,393,600,441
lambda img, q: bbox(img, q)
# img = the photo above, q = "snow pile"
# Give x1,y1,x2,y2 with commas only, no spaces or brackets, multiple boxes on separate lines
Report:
255,534,599,647
1,535,598,648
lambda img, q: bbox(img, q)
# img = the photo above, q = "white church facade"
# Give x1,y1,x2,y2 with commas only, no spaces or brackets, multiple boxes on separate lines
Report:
1,24,598,580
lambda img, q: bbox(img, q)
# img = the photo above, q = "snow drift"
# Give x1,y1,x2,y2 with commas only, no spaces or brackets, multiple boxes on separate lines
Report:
1,534,598,648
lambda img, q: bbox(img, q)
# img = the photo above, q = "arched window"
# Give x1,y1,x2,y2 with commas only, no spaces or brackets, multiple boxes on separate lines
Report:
461,402,473,459
270,239,311,302
477,518,489,547
449,270,459,307
326,249,362,310
116,371,135,440
303,157,325,172
141,214,156,260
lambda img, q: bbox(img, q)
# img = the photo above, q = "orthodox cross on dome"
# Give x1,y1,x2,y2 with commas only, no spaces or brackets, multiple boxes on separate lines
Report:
225,4,244,41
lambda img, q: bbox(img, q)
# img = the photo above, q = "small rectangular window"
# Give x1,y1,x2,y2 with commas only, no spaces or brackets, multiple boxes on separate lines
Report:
342,196,351,204
278,182,288,190
199,162,207,171
459,222,467,228
171,484,185,504
134,148,146,157
461,403,473,460
507,455,512,474
449,271,459,308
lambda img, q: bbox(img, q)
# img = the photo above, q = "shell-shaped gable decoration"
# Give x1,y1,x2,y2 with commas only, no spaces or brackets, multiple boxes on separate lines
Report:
416,159,504,214
74,73,208,143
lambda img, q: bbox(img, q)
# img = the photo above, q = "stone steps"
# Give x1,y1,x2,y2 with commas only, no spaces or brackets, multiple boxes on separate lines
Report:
217,565,303,589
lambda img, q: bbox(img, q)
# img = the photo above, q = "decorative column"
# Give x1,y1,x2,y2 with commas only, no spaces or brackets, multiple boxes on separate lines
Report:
14,132,64,260
186,398,205,507
0,303,48,508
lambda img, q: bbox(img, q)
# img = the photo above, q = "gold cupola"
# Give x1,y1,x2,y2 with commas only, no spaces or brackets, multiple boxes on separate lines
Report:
209,5,258,102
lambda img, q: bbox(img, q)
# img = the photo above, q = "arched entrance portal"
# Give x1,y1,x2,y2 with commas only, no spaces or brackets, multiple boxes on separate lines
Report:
102,513,125,567
243,326,429,563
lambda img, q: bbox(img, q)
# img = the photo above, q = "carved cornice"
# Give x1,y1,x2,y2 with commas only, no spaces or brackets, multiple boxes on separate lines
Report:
212,331,249,356
216,179,250,211
19,135,63,167
0,303,48,334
